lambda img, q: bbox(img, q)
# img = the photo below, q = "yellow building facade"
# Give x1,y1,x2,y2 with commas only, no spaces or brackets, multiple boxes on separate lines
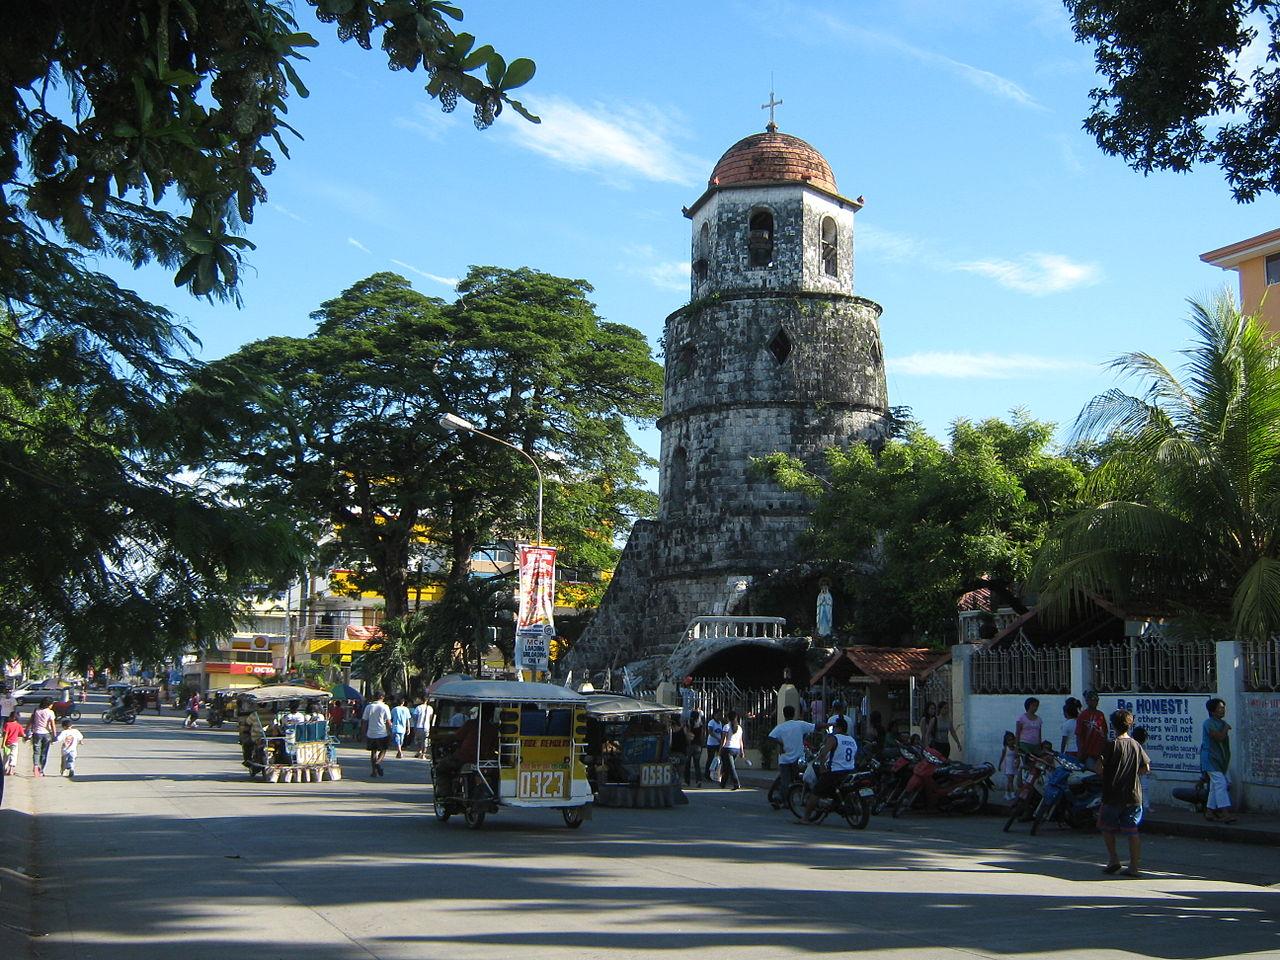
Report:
1201,227,1280,332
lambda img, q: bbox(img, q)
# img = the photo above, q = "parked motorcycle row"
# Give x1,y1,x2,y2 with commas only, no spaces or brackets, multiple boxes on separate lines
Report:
769,741,997,830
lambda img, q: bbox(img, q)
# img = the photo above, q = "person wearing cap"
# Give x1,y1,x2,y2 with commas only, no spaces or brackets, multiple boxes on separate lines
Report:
1076,690,1108,772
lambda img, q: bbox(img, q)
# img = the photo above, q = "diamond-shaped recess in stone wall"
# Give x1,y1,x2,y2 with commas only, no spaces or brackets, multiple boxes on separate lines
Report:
768,328,792,364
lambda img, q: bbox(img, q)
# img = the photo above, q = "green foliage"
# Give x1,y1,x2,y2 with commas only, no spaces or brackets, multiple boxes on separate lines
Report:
765,414,1084,642
1,2,531,666
1034,293,1280,640
1066,1,1280,202
181,269,662,617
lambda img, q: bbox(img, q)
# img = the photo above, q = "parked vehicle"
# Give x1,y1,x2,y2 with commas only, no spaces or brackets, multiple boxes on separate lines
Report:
870,742,921,815
1172,773,1210,814
429,678,594,830
894,747,994,817
1029,753,1102,834
581,692,683,808
1003,751,1055,832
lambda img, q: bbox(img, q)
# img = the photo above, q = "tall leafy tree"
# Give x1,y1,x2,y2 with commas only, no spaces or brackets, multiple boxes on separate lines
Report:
764,415,1084,642
181,269,662,620
1,2,532,664
1034,294,1280,640
1066,0,1280,201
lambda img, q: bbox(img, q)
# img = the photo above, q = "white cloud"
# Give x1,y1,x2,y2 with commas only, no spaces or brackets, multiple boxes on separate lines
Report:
813,12,1042,109
270,203,305,223
390,258,458,288
888,351,1096,379
501,95,707,186
622,245,690,292
347,237,372,254
393,102,458,141
954,253,1101,294
857,223,921,262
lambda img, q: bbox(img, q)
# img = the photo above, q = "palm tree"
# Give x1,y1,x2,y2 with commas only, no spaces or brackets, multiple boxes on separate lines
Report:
359,611,431,694
1034,293,1280,640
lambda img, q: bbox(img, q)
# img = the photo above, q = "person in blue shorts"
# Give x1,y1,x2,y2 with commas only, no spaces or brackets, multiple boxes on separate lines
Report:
1098,709,1150,878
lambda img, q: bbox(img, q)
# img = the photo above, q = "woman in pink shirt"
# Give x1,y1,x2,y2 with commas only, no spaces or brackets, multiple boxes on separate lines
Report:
28,698,57,776
1014,697,1043,754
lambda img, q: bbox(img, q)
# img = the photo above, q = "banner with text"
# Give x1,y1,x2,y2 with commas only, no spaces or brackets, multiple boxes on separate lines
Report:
516,545,556,673
1243,693,1280,786
1106,694,1210,780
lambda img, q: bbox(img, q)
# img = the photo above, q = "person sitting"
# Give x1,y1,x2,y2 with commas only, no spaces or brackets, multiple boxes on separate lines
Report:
803,717,859,823
433,709,498,797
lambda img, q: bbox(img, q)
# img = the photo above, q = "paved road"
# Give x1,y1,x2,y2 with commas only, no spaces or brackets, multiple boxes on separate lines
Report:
5,698,1278,960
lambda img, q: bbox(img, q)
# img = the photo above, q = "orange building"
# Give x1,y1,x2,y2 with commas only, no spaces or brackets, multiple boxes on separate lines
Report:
1200,227,1280,332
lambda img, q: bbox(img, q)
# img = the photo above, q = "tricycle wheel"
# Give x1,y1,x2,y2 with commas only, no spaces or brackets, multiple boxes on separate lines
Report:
464,805,486,830
433,796,452,823
562,807,585,829
68,710,82,722
123,713,137,725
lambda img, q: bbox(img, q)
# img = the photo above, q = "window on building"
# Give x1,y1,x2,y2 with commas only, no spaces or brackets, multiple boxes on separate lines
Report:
1267,253,1280,286
674,343,696,380
768,328,793,364
668,446,688,510
694,223,710,282
820,216,838,276
748,210,774,268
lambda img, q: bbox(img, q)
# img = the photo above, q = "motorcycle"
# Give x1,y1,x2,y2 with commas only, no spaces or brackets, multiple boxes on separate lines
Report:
871,743,921,815
1002,750,1056,832
102,704,138,724
894,747,994,817
1028,753,1102,834
786,764,876,829
768,747,816,809
1172,773,1210,814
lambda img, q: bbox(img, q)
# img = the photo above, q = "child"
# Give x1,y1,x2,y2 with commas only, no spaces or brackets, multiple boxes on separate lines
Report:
999,730,1019,799
2,712,24,775
1132,726,1152,812
58,718,84,779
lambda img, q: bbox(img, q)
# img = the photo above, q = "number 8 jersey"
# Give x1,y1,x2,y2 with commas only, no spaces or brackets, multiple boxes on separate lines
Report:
830,733,859,772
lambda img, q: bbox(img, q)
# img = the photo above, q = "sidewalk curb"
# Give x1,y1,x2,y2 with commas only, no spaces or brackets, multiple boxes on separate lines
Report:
0,771,42,959
731,767,1279,846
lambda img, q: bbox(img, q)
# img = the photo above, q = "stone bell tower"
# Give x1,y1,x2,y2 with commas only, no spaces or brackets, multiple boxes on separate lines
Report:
569,121,889,678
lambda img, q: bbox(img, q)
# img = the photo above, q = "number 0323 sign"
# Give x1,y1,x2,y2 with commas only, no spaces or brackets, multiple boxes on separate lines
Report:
516,739,571,800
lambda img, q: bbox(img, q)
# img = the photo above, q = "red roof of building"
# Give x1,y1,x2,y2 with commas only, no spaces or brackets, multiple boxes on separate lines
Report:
811,646,952,684
709,129,838,192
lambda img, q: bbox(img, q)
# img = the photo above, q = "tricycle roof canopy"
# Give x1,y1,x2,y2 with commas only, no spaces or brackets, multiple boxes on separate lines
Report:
583,692,680,720
429,678,587,705
236,684,331,704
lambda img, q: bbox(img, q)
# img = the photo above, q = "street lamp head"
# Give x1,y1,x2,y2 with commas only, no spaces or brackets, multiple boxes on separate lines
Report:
438,412,475,432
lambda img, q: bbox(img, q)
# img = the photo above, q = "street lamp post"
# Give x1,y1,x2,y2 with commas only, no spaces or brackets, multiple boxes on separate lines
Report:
437,412,545,546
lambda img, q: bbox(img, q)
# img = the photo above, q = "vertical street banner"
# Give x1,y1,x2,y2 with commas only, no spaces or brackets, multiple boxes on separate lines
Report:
516,544,556,674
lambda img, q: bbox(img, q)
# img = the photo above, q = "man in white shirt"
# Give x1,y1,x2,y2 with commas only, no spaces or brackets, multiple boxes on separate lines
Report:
360,690,393,778
767,705,815,799
411,697,432,759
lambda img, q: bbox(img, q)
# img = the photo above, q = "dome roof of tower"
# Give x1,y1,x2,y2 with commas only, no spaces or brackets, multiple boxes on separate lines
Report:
708,127,837,192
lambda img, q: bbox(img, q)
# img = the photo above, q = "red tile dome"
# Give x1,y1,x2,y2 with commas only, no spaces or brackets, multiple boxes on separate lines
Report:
709,127,837,192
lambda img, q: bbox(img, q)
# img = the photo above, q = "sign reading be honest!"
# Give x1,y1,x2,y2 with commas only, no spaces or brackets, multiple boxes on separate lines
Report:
1107,694,1209,780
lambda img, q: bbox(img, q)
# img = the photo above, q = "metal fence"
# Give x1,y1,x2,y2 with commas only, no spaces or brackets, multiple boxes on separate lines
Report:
1092,636,1217,693
970,634,1070,694
1244,638,1280,692
684,678,777,748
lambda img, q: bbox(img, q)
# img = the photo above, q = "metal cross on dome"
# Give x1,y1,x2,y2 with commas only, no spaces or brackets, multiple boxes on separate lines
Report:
761,84,782,132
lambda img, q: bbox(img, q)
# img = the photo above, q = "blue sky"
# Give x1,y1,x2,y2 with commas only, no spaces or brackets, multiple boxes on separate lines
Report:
109,0,1277,480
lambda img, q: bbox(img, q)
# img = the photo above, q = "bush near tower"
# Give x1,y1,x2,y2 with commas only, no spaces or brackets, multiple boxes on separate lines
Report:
762,414,1084,643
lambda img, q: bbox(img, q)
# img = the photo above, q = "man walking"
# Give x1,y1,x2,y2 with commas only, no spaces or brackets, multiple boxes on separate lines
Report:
361,690,393,778
1098,708,1150,878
